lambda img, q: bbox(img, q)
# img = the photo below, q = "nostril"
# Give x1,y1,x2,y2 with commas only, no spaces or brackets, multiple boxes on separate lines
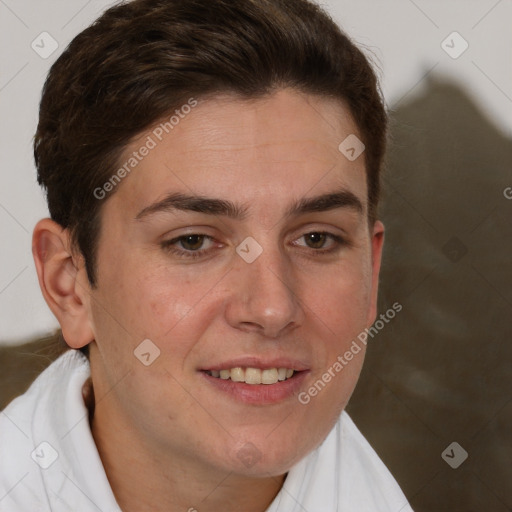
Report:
239,321,264,332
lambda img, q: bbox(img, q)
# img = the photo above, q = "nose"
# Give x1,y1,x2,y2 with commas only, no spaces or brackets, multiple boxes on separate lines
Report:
224,243,304,338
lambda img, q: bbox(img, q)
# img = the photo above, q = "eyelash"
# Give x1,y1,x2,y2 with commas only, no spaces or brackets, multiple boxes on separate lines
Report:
161,232,348,259
161,235,217,260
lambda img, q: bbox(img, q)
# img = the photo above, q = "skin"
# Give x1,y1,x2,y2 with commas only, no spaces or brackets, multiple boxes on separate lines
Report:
33,88,384,512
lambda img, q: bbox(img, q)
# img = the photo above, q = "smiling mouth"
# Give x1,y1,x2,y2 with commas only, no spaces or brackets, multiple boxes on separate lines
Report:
205,367,295,385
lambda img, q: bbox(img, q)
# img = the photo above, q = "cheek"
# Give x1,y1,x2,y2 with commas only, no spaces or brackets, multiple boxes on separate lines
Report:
147,282,193,325
100,251,195,329
305,260,372,338
127,264,232,374
142,269,222,340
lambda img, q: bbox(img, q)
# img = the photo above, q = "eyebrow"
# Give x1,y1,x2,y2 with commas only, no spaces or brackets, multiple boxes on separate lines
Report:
134,188,363,221
285,189,363,217
135,193,249,220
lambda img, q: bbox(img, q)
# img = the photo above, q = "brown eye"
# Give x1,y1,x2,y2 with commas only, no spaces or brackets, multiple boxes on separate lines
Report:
179,234,206,250
161,233,218,259
292,231,347,254
304,232,327,249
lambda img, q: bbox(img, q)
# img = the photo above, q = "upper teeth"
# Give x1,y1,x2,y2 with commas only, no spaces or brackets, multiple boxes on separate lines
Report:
208,367,294,385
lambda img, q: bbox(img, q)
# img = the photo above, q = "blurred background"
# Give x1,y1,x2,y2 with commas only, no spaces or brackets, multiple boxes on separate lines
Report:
1,1,511,511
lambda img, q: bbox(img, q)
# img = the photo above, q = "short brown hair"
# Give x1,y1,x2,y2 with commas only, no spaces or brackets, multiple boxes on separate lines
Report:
34,0,387,287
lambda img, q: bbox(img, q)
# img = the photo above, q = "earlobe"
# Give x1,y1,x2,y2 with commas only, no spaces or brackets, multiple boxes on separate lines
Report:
32,218,94,349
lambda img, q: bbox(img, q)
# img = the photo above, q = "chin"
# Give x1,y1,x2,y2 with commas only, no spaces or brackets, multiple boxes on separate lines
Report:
228,452,301,478
218,429,319,478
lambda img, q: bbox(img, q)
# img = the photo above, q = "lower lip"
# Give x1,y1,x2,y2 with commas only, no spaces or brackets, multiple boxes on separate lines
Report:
201,371,309,405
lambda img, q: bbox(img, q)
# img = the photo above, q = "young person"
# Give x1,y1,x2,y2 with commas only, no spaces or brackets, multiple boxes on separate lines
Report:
0,0,413,510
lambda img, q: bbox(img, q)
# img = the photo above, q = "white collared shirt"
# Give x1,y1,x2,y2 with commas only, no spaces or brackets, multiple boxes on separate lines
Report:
0,350,413,511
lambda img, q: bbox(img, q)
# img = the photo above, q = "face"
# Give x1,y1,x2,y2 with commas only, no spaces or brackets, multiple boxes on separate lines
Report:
84,88,384,477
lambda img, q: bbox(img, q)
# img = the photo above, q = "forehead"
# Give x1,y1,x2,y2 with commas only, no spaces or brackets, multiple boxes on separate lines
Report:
105,88,368,219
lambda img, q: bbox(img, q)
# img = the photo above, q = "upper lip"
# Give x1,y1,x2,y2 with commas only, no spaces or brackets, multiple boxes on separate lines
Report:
200,356,310,372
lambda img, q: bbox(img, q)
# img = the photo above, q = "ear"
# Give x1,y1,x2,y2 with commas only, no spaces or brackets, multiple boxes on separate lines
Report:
366,220,385,326
32,218,94,349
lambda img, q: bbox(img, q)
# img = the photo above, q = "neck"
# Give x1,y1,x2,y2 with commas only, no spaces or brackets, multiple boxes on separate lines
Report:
90,393,285,512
